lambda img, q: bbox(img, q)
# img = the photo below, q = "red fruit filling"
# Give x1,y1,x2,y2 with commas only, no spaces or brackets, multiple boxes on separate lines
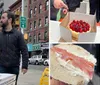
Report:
69,20,90,33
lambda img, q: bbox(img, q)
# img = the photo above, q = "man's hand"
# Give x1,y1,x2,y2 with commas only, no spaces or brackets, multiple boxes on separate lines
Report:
62,8,68,14
53,0,68,9
21,69,28,74
50,77,68,85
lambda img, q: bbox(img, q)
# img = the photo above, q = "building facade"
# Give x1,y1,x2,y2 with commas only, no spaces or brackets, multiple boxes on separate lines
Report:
9,0,21,31
28,0,49,44
9,0,28,32
27,0,49,56
8,0,49,57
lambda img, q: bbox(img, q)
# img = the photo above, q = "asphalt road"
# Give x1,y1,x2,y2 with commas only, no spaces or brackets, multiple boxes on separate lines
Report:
17,65,48,85
88,73,100,85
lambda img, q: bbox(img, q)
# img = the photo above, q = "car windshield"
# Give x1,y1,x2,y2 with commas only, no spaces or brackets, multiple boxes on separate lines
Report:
32,56,37,58
38,55,42,58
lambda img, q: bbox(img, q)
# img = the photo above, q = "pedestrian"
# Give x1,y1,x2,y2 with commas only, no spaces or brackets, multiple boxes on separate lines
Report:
89,0,100,23
95,44,100,77
0,11,29,85
50,0,83,20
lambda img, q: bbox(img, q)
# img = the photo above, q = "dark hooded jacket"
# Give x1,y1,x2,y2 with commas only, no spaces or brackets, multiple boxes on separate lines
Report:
0,28,29,69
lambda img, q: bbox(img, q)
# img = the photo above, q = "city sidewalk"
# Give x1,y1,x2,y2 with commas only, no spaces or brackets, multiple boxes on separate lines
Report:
17,65,46,85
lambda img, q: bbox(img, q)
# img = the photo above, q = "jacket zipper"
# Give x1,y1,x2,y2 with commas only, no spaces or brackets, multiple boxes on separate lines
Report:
6,34,9,56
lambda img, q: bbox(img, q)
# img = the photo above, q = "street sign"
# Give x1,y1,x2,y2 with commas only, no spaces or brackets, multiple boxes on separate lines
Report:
27,43,33,52
33,44,41,51
20,16,27,29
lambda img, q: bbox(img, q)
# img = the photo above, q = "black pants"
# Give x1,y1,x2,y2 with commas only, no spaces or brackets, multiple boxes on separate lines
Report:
96,0,100,22
95,44,100,73
89,0,100,22
0,66,19,85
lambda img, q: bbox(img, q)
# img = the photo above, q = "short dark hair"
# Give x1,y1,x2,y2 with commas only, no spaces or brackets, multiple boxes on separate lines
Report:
2,11,15,24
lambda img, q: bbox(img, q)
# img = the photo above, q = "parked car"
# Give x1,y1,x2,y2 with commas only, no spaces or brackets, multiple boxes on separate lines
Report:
43,59,49,66
29,55,44,65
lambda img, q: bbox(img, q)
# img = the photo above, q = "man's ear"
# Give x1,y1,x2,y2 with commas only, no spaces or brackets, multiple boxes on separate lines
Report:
8,18,12,23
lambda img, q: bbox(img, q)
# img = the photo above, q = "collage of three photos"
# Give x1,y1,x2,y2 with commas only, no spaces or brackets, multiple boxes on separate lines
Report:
0,0,100,85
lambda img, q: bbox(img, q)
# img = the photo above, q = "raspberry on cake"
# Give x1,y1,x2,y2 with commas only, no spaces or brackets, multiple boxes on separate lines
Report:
68,20,91,41
69,20,90,33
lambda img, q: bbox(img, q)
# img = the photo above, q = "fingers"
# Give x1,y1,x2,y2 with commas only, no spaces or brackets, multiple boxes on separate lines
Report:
50,78,59,85
63,9,68,14
50,78,68,85
21,69,27,74
60,82,68,85
60,2,68,9
53,0,68,9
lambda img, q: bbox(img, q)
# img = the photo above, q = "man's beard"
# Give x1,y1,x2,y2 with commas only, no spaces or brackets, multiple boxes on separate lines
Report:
1,20,8,30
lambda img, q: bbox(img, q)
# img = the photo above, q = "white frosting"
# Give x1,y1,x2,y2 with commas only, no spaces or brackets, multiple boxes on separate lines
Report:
54,45,97,82
56,45,96,65
67,50,96,65
55,52,90,82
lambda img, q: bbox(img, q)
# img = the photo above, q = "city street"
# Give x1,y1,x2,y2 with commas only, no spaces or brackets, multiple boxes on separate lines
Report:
17,65,100,85
91,73,100,85
18,65,48,85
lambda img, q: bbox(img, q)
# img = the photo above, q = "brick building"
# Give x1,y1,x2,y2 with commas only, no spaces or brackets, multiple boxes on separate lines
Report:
27,0,49,56
9,0,21,31
9,0,28,32
8,0,49,57
28,0,49,44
